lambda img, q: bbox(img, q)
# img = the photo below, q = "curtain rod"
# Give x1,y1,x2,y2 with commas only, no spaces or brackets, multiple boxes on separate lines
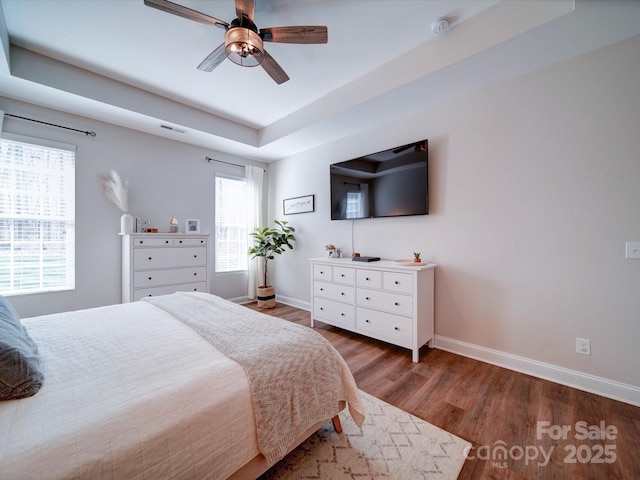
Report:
5,113,97,137
205,156,265,172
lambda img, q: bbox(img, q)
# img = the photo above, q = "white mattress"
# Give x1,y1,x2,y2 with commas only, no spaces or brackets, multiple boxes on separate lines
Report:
0,301,259,479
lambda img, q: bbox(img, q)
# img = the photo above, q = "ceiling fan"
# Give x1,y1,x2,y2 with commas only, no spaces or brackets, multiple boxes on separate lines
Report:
144,0,328,84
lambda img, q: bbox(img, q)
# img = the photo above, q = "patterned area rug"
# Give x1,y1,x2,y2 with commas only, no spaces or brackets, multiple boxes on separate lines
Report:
261,390,471,479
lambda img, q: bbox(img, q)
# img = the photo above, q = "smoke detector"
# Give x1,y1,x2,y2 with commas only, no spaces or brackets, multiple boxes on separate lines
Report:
431,18,450,35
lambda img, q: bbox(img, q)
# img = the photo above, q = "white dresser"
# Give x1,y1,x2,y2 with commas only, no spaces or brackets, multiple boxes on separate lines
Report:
310,258,435,362
121,234,209,302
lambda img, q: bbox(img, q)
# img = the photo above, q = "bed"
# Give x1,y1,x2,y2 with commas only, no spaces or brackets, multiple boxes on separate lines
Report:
0,292,365,479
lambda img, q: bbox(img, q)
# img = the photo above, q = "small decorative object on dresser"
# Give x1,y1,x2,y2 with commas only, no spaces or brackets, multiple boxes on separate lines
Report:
186,219,200,233
121,233,209,302
136,218,150,233
169,215,179,233
413,252,421,263
310,258,435,362
248,220,295,308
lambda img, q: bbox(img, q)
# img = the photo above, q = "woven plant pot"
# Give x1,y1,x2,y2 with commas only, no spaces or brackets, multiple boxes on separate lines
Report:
257,286,276,309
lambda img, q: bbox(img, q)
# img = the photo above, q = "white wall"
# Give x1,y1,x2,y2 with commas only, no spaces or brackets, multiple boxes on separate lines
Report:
2,98,266,318
268,34,640,397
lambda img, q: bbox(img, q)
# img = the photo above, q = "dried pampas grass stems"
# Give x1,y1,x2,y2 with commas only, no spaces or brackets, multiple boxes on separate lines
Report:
99,169,128,213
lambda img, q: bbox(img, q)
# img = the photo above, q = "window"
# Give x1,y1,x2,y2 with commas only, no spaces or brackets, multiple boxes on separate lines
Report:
215,174,248,272
0,134,75,295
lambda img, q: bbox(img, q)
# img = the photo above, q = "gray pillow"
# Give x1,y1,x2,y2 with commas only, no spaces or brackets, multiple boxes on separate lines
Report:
0,296,44,400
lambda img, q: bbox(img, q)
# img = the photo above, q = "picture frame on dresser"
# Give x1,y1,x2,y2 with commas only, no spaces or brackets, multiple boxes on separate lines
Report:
186,219,200,233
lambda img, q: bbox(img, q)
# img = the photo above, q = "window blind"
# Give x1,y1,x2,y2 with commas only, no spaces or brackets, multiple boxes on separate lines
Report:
0,134,76,295
215,175,248,272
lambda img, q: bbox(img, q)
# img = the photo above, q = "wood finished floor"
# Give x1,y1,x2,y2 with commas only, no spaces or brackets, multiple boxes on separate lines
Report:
246,302,640,480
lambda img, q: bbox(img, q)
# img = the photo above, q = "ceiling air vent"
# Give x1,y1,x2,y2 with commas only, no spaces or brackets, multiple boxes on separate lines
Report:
160,124,186,134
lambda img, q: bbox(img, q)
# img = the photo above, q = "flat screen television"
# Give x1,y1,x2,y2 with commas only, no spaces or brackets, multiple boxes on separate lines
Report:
330,139,428,220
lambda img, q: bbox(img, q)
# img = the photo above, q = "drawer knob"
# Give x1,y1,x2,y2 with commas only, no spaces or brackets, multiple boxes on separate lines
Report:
200,240,204,244
148,277,152,280
179,240,183,244
165,240,169,244
394,327,399,331
395,302,399,306
365,296,370,300
341,292,345,296
320,288,324,291
139,241,144,244
365,277,370,281
194,255,197,258
341,313,345,316
194,272,197,276
320,307,324,311
320,271,324,274
341,274,345,277
395,281,399,285
148,257,152,260
365,319,370,323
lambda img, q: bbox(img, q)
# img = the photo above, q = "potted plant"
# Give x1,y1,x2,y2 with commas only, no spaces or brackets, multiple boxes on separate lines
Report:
248,220,296,308
413,252,422,263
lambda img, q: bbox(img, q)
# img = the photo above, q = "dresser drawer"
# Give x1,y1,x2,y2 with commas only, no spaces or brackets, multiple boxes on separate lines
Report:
314,281,355,304
383,272,413,294
133,246,207,270
133,281,207,301
133,266,207,288
313,264,332,281
356,288,412,316
314,298,356,329
357,307,412,347
356,269,382,289
134,236,173,247
333,266,355,285
174,237,207,246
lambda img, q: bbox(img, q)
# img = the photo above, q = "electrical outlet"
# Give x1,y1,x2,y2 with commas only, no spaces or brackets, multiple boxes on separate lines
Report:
576,338,591,356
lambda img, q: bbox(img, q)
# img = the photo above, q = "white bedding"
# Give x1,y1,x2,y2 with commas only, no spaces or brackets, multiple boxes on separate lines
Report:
0,301,260,479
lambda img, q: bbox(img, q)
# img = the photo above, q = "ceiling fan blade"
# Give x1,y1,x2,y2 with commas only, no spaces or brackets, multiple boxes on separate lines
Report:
144,0,228,29
197,42,227,72
260,26,328,44
261,51,289,85
235,0,255,22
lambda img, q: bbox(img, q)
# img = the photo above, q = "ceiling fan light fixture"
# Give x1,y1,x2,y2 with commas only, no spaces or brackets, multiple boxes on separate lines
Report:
225,28,264,67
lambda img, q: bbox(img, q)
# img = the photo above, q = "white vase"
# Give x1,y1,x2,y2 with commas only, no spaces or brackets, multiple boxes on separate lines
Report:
120,213,134,234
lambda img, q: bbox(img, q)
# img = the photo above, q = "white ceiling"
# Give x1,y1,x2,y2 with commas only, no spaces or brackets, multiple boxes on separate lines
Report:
0,0,639,162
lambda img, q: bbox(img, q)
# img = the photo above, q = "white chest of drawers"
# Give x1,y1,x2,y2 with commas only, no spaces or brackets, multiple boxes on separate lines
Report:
310,258,435,362
121,234,209,302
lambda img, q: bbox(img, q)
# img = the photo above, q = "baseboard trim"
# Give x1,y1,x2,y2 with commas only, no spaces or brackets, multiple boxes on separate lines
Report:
275,295,310,311
435,335,640,407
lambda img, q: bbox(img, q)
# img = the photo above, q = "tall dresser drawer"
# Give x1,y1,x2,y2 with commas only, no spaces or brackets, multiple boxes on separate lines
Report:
314,281,355,304
133,267,207,288
356,288,412,316
133,282,207,301
174,237,208,246
314,298,356,329
333,266,355,285
134,237,173,247
133,246,207,270
313,264,332,280
356,269,382,289
383,272,413,294
357,307,412,347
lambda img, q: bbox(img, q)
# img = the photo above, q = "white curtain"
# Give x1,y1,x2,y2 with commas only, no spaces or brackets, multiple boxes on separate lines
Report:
245,165,264,299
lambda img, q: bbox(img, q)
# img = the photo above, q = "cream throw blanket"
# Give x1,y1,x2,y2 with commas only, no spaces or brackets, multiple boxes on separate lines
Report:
143,292,364,464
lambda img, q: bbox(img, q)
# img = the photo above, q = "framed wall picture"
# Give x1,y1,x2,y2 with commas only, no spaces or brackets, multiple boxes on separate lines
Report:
186,219,200,233
283,195,315,215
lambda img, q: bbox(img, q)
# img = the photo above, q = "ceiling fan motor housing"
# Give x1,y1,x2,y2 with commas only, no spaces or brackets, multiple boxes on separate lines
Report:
225,26,264,66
